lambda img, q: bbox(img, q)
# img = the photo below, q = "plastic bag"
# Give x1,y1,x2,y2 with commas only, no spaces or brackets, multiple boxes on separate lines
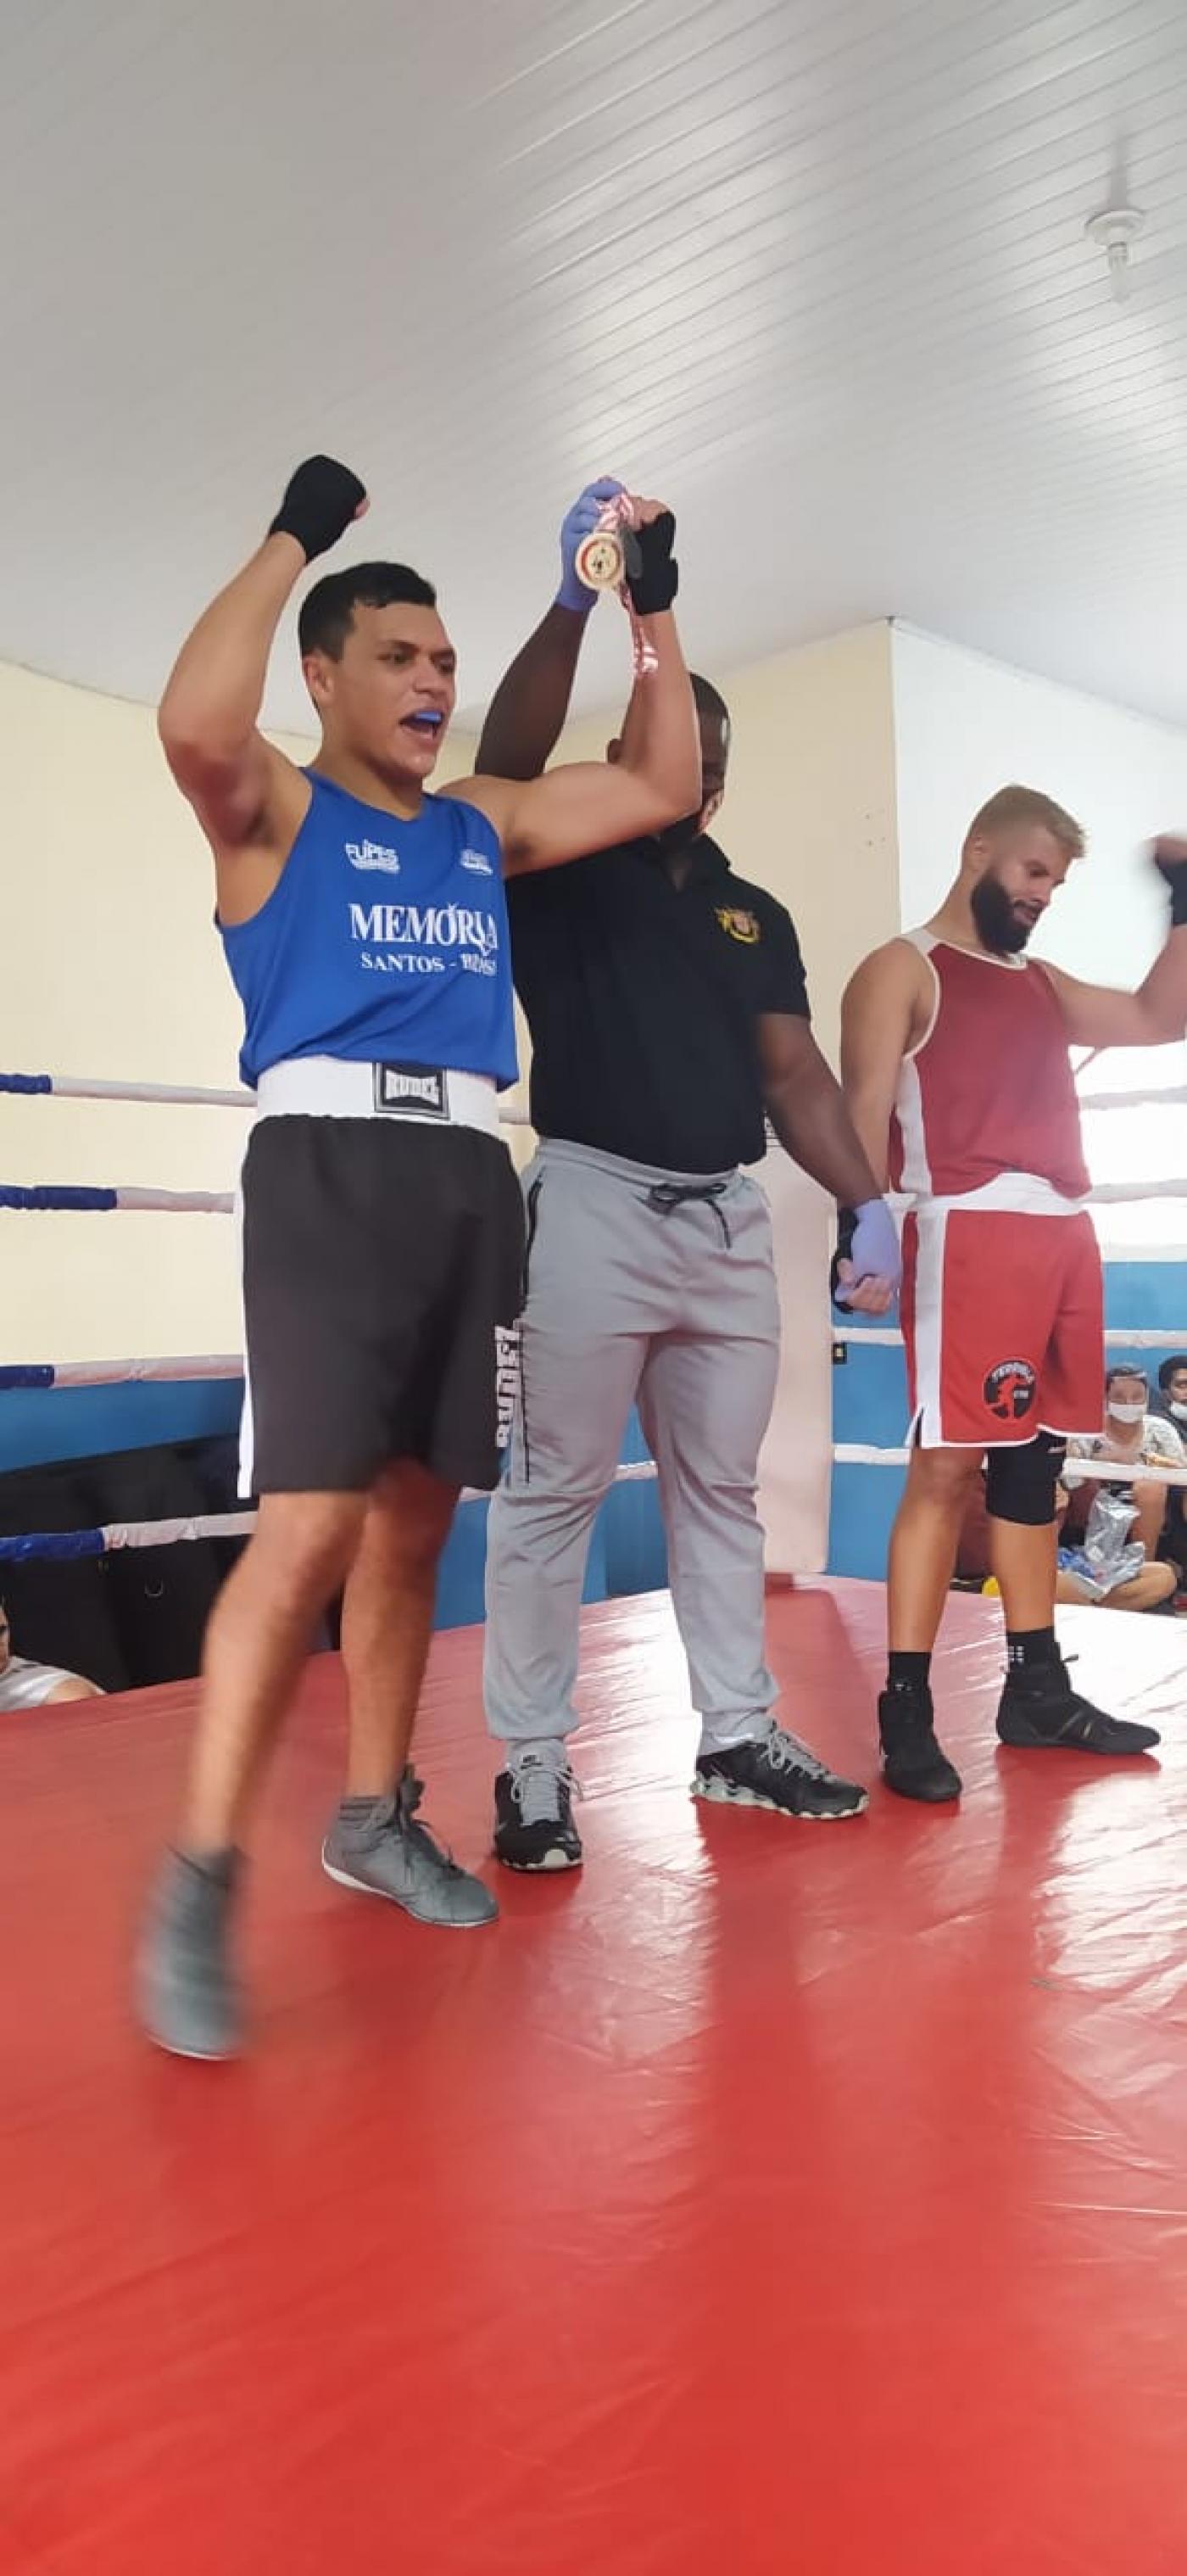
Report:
1060,1486,1145,1601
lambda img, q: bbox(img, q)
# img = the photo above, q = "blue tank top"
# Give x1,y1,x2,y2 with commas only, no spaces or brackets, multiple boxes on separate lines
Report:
220,772,518,1088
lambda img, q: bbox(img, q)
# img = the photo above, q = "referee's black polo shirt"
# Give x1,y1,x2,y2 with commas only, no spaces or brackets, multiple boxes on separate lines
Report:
506,831,811,1176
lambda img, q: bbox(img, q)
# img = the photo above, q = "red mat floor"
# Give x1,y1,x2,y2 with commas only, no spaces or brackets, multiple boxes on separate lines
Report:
3,1579,1186,2574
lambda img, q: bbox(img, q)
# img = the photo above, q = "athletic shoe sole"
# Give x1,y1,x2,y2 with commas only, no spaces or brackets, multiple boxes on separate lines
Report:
321,1850,498,1927
691,1777,868,1819
881,1772,961,1804
494,1845,583,1873
995,1721,1158,1756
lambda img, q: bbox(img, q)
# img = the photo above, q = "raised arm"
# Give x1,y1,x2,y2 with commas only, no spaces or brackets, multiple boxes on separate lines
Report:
158,455,367,917
474,479,624,780
450,501,699,874
1043,841,1187,1048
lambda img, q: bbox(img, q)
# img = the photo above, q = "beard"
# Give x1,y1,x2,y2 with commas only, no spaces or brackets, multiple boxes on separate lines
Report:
971,873,1033,955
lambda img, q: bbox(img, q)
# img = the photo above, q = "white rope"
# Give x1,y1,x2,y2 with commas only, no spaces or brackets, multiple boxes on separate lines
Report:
84,1460,665,1552
50,1076,253,1109
834,1441,1187,1489
1079,1084,1187,1112
1089,1179,1187,1204
837,1327,1187,1352
12,1355,242,1389
114,1189,236,1214
6,1068,533,1127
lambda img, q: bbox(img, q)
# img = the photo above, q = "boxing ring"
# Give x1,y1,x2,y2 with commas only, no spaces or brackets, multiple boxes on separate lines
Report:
3,1064,1187,2575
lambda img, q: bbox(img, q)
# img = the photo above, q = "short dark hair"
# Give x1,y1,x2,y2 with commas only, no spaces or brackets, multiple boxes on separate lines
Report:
690,672,730,731
298,561,437,662
1106,1363,1148,1394
1158,1354,1187,1390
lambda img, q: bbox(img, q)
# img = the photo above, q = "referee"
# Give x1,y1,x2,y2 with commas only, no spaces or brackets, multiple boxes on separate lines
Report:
480,482,900,1872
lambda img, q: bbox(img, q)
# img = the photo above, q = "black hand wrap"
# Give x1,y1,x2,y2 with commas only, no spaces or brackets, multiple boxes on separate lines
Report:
623,511,678,613
830,1205,857,1310
269,455,366,563
1154,841,1187,928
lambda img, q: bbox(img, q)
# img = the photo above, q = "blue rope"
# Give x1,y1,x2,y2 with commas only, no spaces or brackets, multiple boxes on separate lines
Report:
0,1528,107,1562
0,1187,118,1212
0,1366,56,1390
0,1072,53,1095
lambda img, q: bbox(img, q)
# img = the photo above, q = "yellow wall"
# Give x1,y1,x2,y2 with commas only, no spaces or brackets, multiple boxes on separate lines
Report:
1,626,897,1369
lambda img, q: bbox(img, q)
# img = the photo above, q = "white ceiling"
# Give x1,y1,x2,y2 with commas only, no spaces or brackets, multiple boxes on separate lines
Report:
3,0,1187,733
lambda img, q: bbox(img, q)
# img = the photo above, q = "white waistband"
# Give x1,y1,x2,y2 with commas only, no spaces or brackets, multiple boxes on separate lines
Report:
908,1173,1089,1220
255,1056,500,1136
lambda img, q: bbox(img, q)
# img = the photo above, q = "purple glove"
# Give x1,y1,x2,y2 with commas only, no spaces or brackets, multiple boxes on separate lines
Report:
556,477,626,612
833,1198,901,1309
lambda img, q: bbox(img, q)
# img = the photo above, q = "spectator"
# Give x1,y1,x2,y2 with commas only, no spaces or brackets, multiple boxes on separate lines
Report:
1065,1366,1185,1557
1151,1353,1187,1428
0,1600,104,1712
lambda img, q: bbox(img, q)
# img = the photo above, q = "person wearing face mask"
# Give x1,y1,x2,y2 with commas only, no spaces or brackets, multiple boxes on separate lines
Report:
1066,1367,1187,1567
1152,1355,1187,1432
840,785,1187,1800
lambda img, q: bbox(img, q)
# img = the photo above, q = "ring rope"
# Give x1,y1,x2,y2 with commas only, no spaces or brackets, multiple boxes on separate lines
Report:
835,1443,1187,1488
0,1187,235,1215
0,1459,661,1564
837,1326,1187,1351
0,1357,242,1391
0,1068,530,1126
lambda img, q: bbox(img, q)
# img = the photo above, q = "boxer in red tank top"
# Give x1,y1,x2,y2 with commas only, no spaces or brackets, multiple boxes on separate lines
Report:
840,784,1187,1803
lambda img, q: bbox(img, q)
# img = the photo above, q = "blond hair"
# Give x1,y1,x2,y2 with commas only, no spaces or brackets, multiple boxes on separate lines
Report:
963,784,1084,859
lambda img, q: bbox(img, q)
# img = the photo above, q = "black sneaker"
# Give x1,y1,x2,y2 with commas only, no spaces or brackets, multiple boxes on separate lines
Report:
493,1750,583,1872
996,1656,1160,1757
878,1688,962,1803
693,1718,867,1819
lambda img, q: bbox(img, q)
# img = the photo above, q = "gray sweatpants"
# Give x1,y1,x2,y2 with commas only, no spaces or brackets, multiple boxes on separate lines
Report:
483,1138,782,1753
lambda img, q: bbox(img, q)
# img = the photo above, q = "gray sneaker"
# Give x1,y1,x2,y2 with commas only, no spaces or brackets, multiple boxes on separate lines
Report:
137,1849,242,2059
322,1769,499,1929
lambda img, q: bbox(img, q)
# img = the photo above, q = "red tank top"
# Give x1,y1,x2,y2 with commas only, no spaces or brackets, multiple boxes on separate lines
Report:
889,934,1089,1202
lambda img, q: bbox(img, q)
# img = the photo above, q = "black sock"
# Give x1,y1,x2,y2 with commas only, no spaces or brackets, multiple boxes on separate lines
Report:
887,1651,932,1694
1006,1626,1060,1674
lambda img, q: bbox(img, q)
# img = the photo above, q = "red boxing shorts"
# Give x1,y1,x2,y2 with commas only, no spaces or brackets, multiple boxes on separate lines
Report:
902,1204,1103,1448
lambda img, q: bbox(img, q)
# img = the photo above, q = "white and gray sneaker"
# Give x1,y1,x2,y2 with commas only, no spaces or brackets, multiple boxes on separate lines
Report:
493,1746,584,1872
322,1769,499,1927
693,1718,868,1819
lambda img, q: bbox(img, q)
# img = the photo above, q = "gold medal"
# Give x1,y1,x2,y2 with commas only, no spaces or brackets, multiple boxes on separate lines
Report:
574,527,625,591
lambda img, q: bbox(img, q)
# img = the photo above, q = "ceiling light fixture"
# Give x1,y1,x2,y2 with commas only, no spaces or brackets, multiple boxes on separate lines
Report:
1084,198,1146,304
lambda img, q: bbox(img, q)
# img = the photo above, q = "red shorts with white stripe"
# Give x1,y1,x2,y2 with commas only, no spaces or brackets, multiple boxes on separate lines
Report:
901,1204,1103,1448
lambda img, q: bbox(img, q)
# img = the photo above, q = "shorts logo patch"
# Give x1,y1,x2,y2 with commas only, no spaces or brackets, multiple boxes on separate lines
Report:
984,1359,1037,1422
716,906,761,944
495,1322,521,1451
374,1063,449,1119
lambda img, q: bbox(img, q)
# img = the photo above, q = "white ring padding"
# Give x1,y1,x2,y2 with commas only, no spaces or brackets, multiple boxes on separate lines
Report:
837,1327,1187,1351
834,1442,1187,1489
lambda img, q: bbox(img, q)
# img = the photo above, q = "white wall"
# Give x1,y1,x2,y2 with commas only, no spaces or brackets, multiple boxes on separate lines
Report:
891,623,1187,1252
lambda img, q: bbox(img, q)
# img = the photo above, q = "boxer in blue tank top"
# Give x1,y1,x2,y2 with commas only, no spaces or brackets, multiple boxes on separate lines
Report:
138,454,700,2059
